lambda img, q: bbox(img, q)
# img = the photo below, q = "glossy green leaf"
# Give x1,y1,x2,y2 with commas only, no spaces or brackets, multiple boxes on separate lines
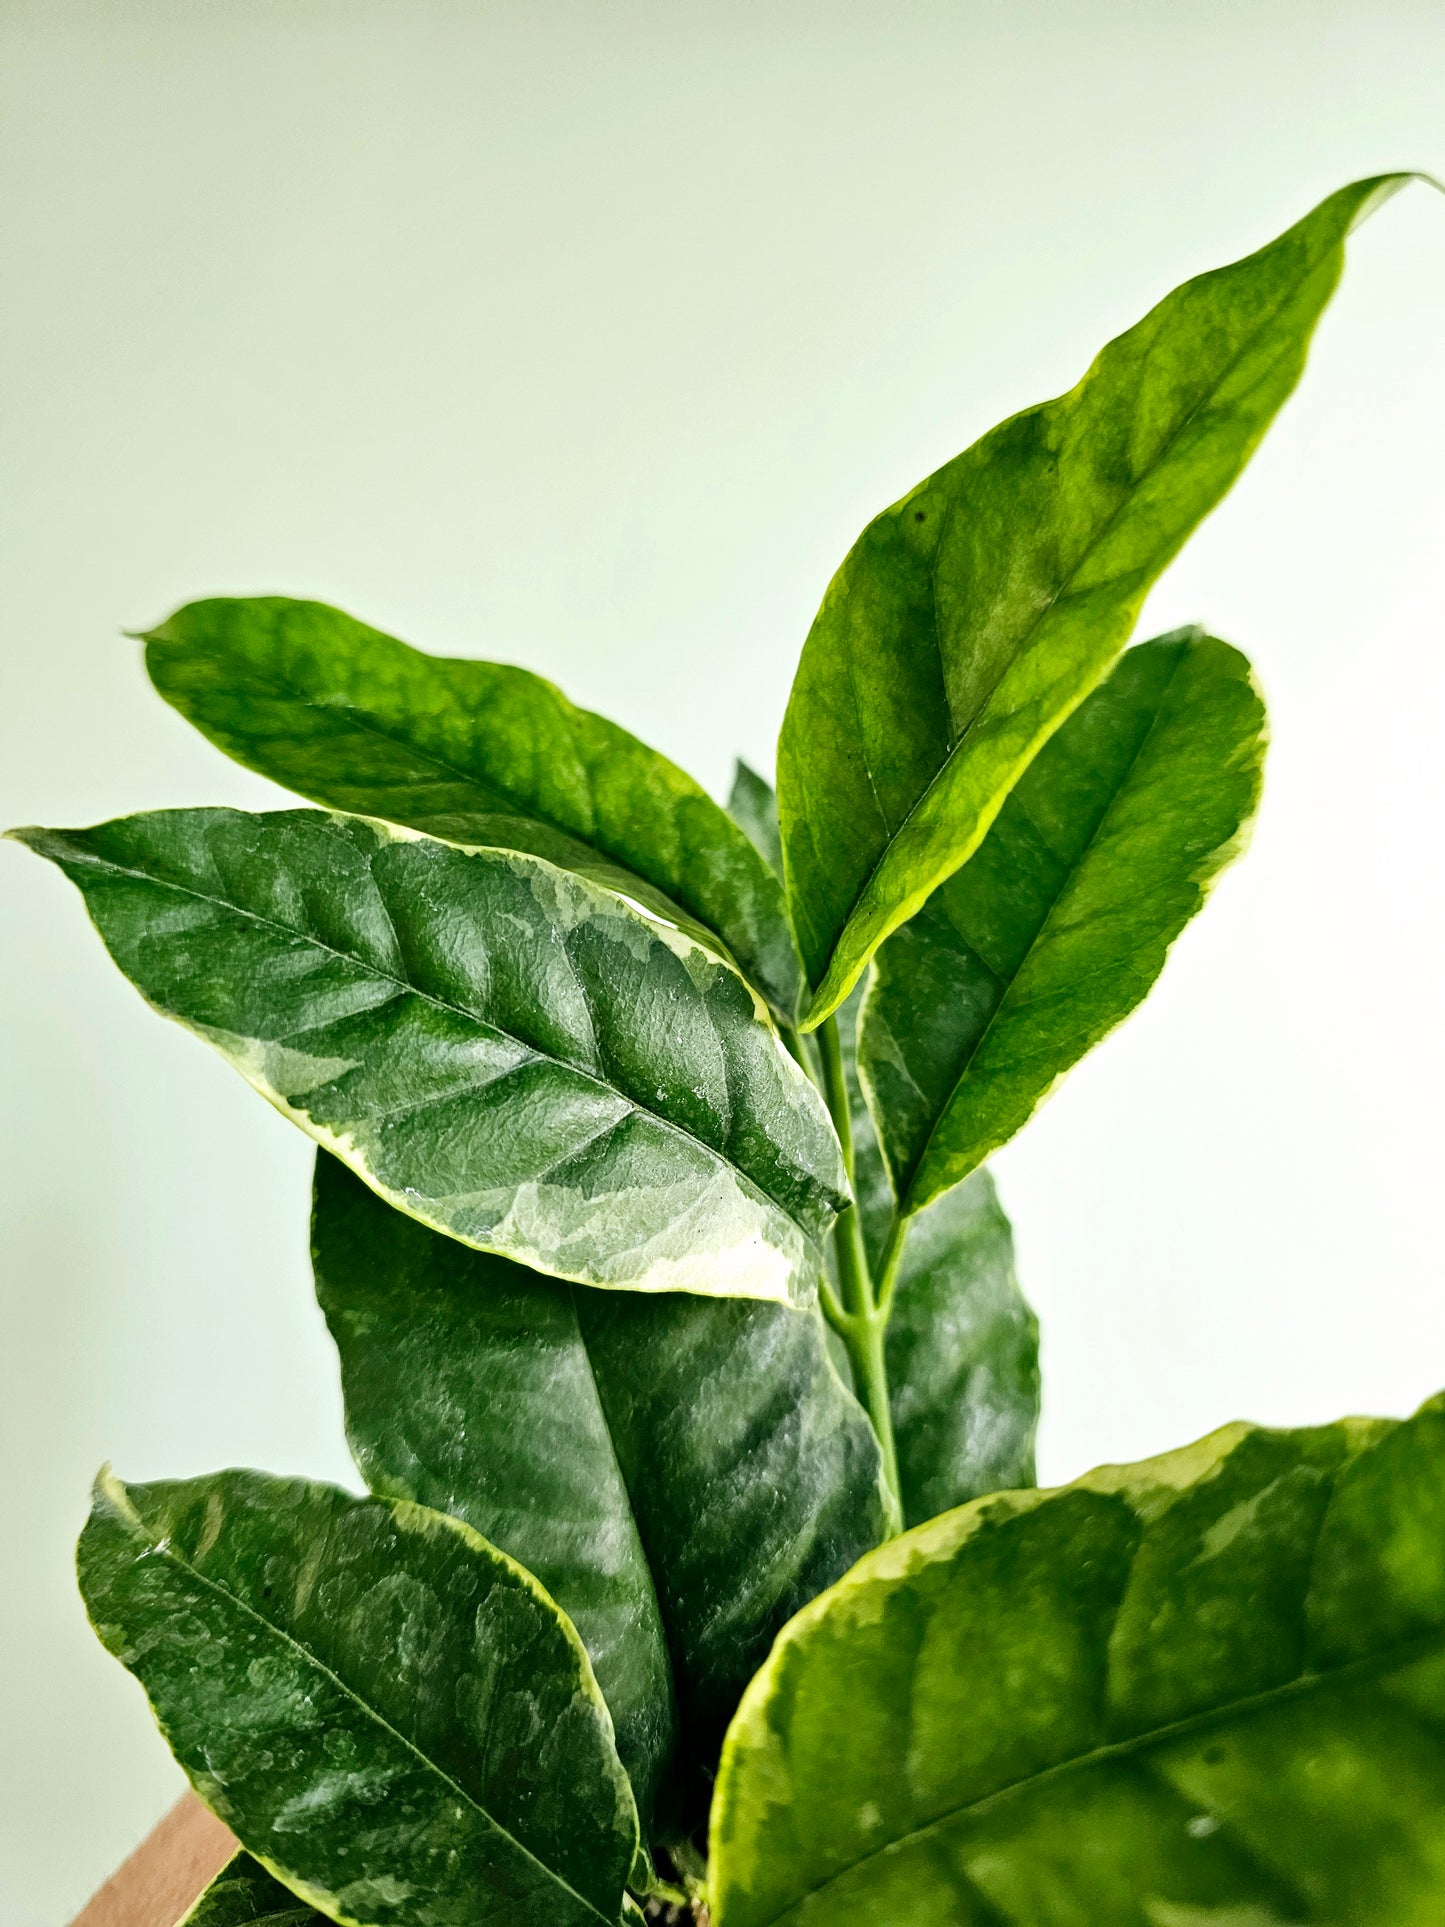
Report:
144,597,803,1021
859,630,1266,1215
779,176,1405,1029
885,1171,1038,1528
182,1854,324,1927
312,1153,890,1834
13,808,845,1306
711,1391,1445,1926
830,989,1039,1526
79,1469,640,1927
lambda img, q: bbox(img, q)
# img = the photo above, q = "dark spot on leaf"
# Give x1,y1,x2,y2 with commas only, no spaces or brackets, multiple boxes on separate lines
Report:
914,510,926,522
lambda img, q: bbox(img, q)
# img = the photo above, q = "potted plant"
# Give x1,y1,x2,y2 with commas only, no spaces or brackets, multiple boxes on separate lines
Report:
26,173,1444,1927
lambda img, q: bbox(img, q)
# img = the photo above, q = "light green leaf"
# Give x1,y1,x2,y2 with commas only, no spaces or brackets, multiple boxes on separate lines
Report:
144,598,803,1021
779,176,1407,1029
181,1854,324,1927
711,1392,1445,1927
859,630,1266,1215
13,808,845,1306
79,1469,640,1927
312,1153,890,1836
885,1170,1038,1528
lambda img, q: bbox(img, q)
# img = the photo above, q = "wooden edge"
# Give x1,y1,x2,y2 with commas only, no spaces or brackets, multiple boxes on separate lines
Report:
70,1792,238,1927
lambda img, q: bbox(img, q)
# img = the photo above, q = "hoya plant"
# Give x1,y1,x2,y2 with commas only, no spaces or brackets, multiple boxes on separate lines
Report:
17,174,1445,1926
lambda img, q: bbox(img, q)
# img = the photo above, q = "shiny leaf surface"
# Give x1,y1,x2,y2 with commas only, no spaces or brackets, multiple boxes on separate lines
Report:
313,1154,889,1832
182,1854,324,1927
144,597,803,1020
859,630,1266,1215
79,1469,639,1927
885,1171,1038,1528
711,1392,1445,1926
779,176,1404,1027
14,808,845,1305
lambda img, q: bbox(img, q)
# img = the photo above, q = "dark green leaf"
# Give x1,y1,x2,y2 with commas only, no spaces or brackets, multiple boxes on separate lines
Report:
779,176,1406,1029
312,1154,890,1834
13,809,845,1306
885,1170,1038,1528
79,1469,639,1927
144,598,802,1021
726,760,784,879
182,1854,324,1927
859,630,1267,1215
711,1392,1445,1926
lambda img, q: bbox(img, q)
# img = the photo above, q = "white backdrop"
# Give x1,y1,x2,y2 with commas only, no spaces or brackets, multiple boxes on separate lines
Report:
2,3,1442,1918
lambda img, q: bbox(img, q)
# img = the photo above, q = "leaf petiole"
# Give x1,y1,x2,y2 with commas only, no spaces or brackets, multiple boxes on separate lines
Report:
814,1015,904,1536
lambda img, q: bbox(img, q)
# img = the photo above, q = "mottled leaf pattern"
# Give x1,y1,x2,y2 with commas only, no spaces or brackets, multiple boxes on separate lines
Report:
14,809,845,1305
711,1393,1445,1926
859,631,1266,1213
779,176,1403,1027
312,1154,889,1833
144,597,803,1019
79,1470,639,1927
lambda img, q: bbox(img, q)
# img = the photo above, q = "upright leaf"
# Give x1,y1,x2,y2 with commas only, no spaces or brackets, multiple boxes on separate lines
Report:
859,630,1266,1215
726,760,784,878
312,1155,889,1831
885,1171,1038,1527
144,598,803,1020
14,809,845,1306
779,176,1405,1027
80,1470,640,1927
183,1854,324,1927
711,1393,1445,1927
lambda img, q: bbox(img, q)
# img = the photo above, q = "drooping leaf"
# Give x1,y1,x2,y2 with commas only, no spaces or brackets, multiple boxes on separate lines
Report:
13,809,845,1306
143,597,803,1021
859,630,1266,1216
79,1469,640,1927
182,1854,324,1927
884,1170,1039,1528
779,176,1406,1028
711,1392,1445,1927
726,760,784,879
312,1153,889,1833
830,988,1039,1525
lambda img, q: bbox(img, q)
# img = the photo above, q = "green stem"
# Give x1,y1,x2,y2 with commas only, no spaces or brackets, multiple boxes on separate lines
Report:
813,1014,904,1538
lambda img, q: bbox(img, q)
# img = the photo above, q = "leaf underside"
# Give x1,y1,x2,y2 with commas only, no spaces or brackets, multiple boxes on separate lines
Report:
711,1392,1445,1926
15,808,844,1306
312,1153,889,1835
144,597,803,1022
79,1470,640,1927
779,175,1403,1028
858,629,1267,1216
181,1853,325,1927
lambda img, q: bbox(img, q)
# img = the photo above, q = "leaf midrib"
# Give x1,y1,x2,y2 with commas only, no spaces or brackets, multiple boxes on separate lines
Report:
187,645,750,938
897,647,1188,1212
69,837,821,1247
818,226,1329,994
128,1518,616,1925
754,1622,1445,1927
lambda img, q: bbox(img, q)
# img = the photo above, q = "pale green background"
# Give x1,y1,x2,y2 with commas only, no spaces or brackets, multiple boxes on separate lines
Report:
2,2,1442,1918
